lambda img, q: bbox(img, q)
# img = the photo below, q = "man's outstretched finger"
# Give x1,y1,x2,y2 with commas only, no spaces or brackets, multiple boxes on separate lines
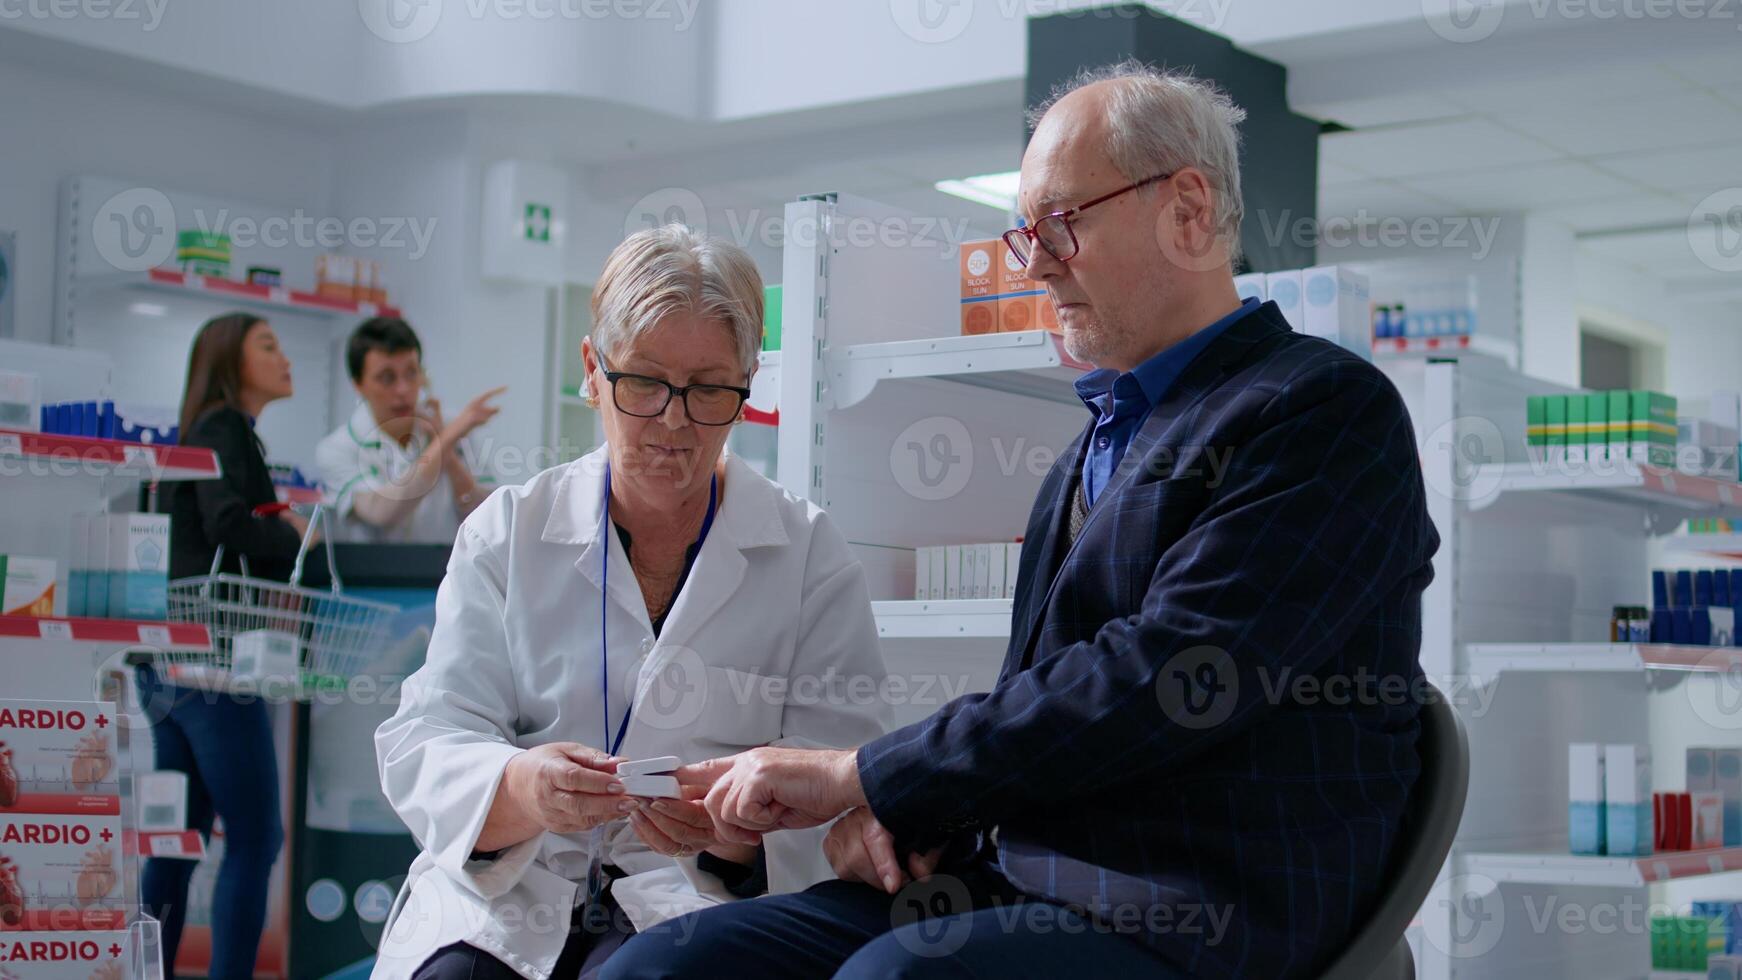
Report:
673,757,734,789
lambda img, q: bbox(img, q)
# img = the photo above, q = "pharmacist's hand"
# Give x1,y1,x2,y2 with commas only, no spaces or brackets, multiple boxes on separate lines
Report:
505,742,632,835
628,798,723,859
414,393,446,436
443,387,506,444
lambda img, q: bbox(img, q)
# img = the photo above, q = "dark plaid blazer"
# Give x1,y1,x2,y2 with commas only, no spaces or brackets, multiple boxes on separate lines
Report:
859,300,1441,978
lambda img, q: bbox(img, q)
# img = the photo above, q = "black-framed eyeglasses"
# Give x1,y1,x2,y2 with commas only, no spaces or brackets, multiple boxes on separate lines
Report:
597,353,752,426
1002,171,1177,266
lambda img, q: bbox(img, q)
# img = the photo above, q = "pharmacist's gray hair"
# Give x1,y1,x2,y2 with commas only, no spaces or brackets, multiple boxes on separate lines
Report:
1028,60,1247,265
590,224,764,377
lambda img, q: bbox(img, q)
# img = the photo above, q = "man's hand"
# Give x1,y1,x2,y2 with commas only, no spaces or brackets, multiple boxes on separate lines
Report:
441,386,506,445
675,747,866,846
823,807,944,895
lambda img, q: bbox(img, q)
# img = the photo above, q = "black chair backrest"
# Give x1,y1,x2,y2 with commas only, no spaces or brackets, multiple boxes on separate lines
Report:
1317,682,1471,980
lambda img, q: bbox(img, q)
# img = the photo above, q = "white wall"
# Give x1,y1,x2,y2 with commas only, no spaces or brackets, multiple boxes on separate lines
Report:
0,56,560,473
1575,249,1742,402
329,112,555,480
0,57,337,344
1519,214,1580,387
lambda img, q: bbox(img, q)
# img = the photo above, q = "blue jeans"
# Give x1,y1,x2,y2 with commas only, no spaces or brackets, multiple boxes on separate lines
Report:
136,666,285,980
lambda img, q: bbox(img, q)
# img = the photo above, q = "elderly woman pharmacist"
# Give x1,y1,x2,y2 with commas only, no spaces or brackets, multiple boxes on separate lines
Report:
372,225,890,980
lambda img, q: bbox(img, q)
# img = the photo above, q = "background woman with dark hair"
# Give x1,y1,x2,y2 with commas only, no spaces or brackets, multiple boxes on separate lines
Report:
143,311,304,979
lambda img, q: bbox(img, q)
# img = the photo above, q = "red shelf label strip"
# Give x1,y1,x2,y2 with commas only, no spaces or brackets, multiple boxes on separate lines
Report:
0,617,209,648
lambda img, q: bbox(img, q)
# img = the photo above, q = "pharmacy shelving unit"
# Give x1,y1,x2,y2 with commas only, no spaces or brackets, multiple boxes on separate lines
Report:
53,175,393,469
1465,643,1742,676
768,194,1742,976
1373,332,1518,366
771,194,1088,726
1380,354,1742,979
869,599,1017,639
0,423,220,980
0,423,220,690
0,427,222,481
1664,533,1742,559
67,268,403,322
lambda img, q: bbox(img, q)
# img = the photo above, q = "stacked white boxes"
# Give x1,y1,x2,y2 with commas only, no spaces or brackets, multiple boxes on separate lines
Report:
915,543,1023,601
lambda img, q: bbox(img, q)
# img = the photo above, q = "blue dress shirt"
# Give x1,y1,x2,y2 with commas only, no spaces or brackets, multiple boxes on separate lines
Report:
1073,298,1260,507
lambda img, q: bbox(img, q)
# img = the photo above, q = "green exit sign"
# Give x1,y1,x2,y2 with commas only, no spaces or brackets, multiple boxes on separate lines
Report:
524,203,551,242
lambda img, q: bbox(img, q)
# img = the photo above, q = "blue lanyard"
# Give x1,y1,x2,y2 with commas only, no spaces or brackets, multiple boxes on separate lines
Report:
600,462,718,756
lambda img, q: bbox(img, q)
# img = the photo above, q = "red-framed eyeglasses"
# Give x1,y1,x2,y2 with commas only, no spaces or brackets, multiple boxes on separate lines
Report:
1003,171,1177,266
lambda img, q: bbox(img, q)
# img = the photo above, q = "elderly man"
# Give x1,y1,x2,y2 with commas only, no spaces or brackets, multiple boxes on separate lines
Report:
604,62,1439,980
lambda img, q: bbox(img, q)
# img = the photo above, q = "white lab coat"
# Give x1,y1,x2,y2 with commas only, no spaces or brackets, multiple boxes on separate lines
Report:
314,400,464,544
371,446,889,980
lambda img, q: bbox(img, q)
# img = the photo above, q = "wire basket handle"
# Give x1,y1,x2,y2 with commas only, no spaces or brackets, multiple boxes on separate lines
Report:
252,501,345,594
205,505,329,587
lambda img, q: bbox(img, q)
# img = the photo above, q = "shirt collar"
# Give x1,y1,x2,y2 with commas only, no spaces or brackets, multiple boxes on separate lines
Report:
1073,297,1260,421
349,398,428,455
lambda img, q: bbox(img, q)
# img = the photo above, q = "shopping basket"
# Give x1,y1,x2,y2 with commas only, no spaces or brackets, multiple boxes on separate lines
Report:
159,502,399,698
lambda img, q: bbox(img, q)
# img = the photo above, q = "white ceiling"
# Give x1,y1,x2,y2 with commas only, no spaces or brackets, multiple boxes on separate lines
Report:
10,11,1734,300
1315,48,1742,295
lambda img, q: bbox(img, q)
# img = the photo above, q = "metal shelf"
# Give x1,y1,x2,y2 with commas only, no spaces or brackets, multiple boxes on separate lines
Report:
1471,462,1742,526
0,428,221,481
1664,533,1742,557
871,599,1013,638
1465,642,1742,676
1373,333,1515,363
1464,846,1742,887
830,331,1087,408
0,616,211,651
73,268,401,319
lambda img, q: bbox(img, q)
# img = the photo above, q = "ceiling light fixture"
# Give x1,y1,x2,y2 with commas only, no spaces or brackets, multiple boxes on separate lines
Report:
935,170,1021,212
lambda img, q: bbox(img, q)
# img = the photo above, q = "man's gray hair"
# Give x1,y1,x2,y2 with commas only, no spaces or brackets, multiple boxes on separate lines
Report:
590,224,764,377
1028,60,1248,264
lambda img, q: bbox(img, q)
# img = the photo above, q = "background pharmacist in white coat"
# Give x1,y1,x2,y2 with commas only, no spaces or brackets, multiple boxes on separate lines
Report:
372,226,889,980
315,316,505,544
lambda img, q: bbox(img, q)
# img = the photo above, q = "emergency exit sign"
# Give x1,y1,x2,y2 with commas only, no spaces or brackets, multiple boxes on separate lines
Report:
524,203,551,242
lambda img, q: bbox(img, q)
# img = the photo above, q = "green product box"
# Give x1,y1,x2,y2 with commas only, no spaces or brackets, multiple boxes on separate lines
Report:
1586,393,1608,465
762,283,782,352
1652,916,1673,969
1567,394,1589,464
1545,395,1568,464
181,258,229,278
1630,390,1678,467
1526,395,1547,463
175,229,231,263
1608,390,1630,465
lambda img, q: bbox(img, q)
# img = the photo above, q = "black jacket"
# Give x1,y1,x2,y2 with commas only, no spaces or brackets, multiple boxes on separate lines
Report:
162,407,304,581
858,302,1440,979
